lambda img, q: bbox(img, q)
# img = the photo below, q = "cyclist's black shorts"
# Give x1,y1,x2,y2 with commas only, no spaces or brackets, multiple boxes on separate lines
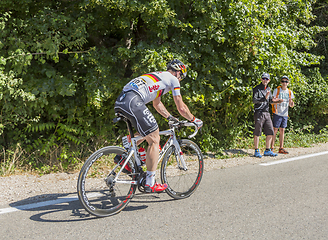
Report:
114,91,159,137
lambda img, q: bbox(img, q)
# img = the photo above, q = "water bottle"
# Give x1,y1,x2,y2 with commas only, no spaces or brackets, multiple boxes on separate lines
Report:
138,147,146,164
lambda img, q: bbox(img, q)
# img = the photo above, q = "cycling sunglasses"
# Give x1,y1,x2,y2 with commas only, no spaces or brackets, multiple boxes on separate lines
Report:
262,78,269,81
281,80,289,83
178,71,185,80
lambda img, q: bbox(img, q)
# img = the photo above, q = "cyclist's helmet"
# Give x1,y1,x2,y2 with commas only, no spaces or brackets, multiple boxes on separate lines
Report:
167,59,187,79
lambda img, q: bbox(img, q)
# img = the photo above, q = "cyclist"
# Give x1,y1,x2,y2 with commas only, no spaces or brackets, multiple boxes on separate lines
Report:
114,59,203,193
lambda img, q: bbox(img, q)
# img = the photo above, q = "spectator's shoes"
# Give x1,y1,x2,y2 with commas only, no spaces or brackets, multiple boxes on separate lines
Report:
144,182,168,193
264,149,278,157
278,148,289,154
254,149,262,158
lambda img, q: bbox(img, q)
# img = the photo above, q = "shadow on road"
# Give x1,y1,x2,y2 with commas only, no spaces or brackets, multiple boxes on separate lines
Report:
8,191,175,222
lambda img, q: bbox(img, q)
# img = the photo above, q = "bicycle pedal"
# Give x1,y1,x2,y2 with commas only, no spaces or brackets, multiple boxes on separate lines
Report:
137,173,146,193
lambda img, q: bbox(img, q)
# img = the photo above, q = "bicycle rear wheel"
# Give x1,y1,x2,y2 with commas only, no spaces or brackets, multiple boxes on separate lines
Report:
160,139,204,199
77,146,137,217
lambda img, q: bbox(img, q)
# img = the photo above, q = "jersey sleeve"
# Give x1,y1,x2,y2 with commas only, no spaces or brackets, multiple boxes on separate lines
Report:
272,88,277,97
170,76,181,96
291,91,295,99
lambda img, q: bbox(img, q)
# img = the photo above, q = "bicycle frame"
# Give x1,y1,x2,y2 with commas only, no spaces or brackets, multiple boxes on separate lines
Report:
113,127,186,185
78,114,201,217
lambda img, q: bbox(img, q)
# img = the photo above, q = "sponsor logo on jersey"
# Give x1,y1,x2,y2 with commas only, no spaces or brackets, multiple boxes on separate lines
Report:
141,73,164,98
119,93,126,101
143,109,156,123
128,77,146,90
149,84,160,92
115,101,126,105
129,82,139,89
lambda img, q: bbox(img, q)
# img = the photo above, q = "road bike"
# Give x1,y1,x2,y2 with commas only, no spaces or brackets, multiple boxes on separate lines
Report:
77,112,204,217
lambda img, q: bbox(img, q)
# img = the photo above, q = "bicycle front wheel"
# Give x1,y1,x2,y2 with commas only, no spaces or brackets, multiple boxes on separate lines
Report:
160,139,204,199
77,146,137,217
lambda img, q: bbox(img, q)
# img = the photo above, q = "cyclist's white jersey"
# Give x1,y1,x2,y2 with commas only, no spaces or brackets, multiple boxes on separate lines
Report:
122,71,181,104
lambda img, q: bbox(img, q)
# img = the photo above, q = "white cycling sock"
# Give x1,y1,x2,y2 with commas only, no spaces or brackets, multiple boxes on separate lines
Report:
145,171,156,187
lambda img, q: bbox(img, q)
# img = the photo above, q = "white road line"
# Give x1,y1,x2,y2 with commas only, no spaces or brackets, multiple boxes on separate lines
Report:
0,196,78,215
259,151,328,166
0,192,102,215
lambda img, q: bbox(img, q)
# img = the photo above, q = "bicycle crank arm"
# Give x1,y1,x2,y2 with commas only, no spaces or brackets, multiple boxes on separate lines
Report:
115,180,138,185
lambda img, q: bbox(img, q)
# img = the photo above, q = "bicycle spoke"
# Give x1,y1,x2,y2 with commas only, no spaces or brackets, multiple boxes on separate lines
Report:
161,140,203,199
77,146,137,217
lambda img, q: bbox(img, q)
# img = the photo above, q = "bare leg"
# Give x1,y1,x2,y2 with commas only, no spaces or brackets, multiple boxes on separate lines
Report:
271,127,279,149
143,129,167,191
254,135,260,149
266,135,273,149
144,129,160,172
279,128,285,148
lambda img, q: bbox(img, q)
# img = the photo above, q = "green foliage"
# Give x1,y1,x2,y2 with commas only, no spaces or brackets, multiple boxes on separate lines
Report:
0,0,328,174
311,0,328,77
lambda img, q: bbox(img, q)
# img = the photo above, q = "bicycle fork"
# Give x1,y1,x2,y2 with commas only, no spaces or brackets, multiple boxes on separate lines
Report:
172,136,188,171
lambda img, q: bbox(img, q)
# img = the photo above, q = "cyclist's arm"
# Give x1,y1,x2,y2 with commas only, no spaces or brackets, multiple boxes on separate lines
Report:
153,97,170,118
173,95,194,121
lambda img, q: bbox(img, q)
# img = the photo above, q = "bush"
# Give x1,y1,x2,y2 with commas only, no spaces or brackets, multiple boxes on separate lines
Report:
0,0,327,173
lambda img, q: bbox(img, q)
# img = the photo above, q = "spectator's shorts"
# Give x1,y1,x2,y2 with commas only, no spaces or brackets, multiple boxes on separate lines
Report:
114,91,158,137
272,113,288,129
254,111,274,136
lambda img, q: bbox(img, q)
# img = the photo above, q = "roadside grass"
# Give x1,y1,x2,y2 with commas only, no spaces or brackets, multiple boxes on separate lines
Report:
0,144,24,176
1,128,328,176
235,131,328,150
209,126,328,159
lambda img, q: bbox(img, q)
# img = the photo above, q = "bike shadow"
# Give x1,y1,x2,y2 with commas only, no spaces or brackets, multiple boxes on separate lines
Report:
8,191,175,222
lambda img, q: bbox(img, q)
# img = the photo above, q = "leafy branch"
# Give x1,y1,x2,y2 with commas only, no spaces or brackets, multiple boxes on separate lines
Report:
1,48,95,61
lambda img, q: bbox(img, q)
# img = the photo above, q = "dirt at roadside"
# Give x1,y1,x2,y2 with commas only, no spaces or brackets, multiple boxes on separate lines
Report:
1,142,327,207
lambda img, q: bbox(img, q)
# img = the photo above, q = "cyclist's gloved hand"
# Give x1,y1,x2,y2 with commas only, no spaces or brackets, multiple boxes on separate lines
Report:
167,114,179,123
191,117,203,129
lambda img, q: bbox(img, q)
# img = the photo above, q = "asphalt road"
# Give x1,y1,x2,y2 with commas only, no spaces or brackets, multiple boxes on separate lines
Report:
1,153,327,240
